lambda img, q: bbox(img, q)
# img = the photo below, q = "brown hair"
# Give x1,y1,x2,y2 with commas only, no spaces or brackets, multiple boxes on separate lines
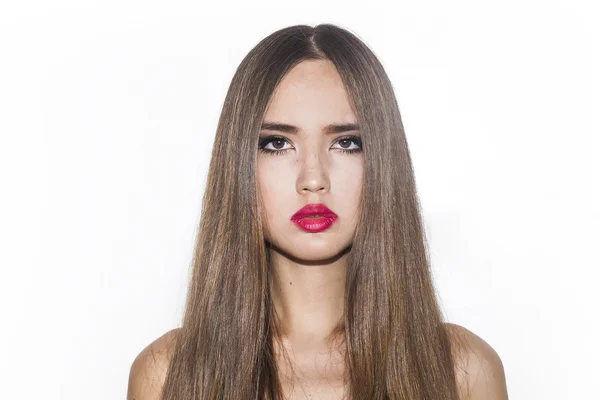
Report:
160,23,460,399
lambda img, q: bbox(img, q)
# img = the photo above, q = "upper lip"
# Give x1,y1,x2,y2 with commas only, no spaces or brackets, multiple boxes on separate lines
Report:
291,203,337,220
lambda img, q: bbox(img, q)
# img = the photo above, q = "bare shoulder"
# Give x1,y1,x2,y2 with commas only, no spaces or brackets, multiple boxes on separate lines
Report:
127,328,181,400
444,323,509,400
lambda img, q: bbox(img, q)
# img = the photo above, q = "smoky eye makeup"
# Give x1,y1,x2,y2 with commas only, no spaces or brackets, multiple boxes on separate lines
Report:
257,135,362,156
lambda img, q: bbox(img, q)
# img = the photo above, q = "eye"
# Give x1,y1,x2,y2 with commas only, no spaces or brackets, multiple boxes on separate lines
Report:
331,136,362,154
258,135,363,155
258,135,293,156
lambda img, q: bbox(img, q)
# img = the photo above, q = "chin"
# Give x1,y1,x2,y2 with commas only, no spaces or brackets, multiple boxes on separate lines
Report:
268,238,353,264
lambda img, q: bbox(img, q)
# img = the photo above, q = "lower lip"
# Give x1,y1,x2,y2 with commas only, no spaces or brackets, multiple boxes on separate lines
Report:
292,216,337,232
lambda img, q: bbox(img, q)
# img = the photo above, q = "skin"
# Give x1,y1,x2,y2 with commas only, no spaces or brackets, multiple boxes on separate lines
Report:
256,59,364,397
257,59,363,353
127,60,509,400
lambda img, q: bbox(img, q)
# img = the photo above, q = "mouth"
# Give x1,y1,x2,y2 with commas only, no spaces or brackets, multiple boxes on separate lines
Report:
290,203,338,232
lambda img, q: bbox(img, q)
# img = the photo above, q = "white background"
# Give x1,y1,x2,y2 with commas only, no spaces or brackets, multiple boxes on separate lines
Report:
0,1,597,399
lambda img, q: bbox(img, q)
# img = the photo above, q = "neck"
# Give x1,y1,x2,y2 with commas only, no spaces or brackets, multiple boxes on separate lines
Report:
268,245,348,352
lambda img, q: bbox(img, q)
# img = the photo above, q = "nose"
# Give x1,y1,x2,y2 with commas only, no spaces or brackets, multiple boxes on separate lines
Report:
296,151,330,195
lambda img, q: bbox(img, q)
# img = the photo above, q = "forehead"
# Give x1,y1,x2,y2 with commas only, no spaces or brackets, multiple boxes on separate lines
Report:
263,60,356,129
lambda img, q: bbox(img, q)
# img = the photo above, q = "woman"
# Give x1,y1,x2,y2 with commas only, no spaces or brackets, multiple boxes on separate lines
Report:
127,24,508,400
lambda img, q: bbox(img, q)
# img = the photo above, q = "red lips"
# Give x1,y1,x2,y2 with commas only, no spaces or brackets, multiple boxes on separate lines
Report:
291,203,338,233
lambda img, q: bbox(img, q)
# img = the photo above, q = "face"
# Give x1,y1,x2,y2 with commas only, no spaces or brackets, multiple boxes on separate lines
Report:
257,59,363,262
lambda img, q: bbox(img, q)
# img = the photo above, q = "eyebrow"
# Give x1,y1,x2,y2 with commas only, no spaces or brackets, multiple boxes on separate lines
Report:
260,121,360,135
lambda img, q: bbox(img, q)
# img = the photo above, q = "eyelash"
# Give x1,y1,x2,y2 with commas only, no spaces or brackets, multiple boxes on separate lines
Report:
258,135,362,156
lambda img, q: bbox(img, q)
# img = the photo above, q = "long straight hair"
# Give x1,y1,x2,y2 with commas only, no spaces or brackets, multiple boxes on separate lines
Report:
160,24,461,399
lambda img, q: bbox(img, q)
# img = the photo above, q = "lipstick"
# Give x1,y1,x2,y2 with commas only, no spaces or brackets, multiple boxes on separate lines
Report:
290,203,338,233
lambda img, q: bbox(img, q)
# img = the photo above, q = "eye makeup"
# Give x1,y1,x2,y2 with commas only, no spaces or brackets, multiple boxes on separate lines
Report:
258,135,362,156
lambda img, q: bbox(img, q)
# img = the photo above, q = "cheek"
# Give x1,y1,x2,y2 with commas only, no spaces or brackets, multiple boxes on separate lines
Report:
257,163,290,232
336,164,363,200
258,165,285,208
